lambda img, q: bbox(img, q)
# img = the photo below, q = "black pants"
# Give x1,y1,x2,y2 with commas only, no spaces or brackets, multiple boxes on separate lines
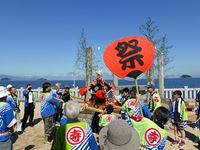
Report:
54,107,63,123
91,112,100,133
22,103,34,127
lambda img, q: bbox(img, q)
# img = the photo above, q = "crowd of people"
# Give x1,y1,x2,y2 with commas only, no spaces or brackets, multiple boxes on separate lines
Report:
0,80,200,150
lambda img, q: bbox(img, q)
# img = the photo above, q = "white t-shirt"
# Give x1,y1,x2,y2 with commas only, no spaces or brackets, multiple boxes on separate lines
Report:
28,92,33,103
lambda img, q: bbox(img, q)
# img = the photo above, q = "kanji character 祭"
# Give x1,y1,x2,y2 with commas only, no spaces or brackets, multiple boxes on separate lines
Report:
115,39,144,70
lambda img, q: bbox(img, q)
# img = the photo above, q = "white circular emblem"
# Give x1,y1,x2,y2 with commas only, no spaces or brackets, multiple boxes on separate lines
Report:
145,128,161,146
66,126,85,145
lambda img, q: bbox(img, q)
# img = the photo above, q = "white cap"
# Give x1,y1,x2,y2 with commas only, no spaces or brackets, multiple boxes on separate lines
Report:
96,70,102,76
0,86,9,98
6,84,13,89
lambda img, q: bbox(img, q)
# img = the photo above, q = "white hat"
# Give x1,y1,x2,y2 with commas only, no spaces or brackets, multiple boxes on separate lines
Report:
96,70,102,76
0,86,9,98
6,84,13,89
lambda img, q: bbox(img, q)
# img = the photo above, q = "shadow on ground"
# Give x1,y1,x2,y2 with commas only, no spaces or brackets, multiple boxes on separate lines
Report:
185,130,197,143
31,118,42,127
24,145,35,150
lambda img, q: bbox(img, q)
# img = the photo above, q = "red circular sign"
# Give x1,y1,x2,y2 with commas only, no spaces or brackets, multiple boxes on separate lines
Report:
132,114,143,122
154,96,159,102
145,128,161,146
66,126,85,145
106,116,113,122
103,36,155,79
128,99,136,107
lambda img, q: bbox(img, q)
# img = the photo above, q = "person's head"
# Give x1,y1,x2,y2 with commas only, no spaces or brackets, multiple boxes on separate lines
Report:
64,86,70,92
130,86,140,98
42,82,51,93
26,83,32,91
6,84,13,91
55,83,61,90
153,106,169,125
99,119,140,150
0,86,8,102
147,84,155,93
64,101,80,119
122,87,130,98
9,86,17,95
173,90,182,100
105,105,114,114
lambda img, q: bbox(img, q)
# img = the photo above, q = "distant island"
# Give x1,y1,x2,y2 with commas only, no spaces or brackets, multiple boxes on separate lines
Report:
1,77,11,81
180,74,192,78
37,78,47,81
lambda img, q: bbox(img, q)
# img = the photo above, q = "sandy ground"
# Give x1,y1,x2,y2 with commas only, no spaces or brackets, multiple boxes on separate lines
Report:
13,102,200,150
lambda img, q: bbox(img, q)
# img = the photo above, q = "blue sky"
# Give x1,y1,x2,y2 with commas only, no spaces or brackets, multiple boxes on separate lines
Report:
0,0,199,78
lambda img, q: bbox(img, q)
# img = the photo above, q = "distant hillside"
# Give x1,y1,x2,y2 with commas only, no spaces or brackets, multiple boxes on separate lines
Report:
1,77,11,81
37,78,47,81
180,74,192,78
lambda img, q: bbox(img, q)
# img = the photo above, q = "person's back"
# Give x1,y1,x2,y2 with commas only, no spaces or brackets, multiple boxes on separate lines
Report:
5,95,17,111
0,86,17,150
40,92,58,118
99,114,117,127
131,115,167,149
99,104,117,128
0,102,16,142
122,97,152,119
52,101,98,150
52,121,98,150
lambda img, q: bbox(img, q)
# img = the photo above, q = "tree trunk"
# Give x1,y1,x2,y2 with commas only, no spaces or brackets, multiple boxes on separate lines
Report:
86,47,93,86
149,66,155,85
158,52,164,100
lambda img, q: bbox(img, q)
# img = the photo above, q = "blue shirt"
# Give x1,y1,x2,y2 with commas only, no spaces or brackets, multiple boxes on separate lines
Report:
60,116,68,126
6,95,17,111
0,102,16,142
40,92,60,118
52,91,62,108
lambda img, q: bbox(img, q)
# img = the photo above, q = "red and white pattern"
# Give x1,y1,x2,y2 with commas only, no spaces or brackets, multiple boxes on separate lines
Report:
145,128,161,146
154,97,159,102
106,116,113,122
128,100,136,107
66,126,85,146
132,114,143,122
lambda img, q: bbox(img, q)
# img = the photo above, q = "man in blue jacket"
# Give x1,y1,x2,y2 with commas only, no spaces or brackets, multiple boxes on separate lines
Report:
0,86,16,150
22,83,35,129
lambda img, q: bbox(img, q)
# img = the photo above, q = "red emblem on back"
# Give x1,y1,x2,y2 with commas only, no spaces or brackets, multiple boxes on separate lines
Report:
131,114,143,122
145,128,161,146
128,99,136,107
66,126,85,145
106,116,113,122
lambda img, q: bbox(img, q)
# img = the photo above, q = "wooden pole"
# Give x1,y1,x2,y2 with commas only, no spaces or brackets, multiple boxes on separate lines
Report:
135,79,139,94
86,47,93,86
158,51,164,100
